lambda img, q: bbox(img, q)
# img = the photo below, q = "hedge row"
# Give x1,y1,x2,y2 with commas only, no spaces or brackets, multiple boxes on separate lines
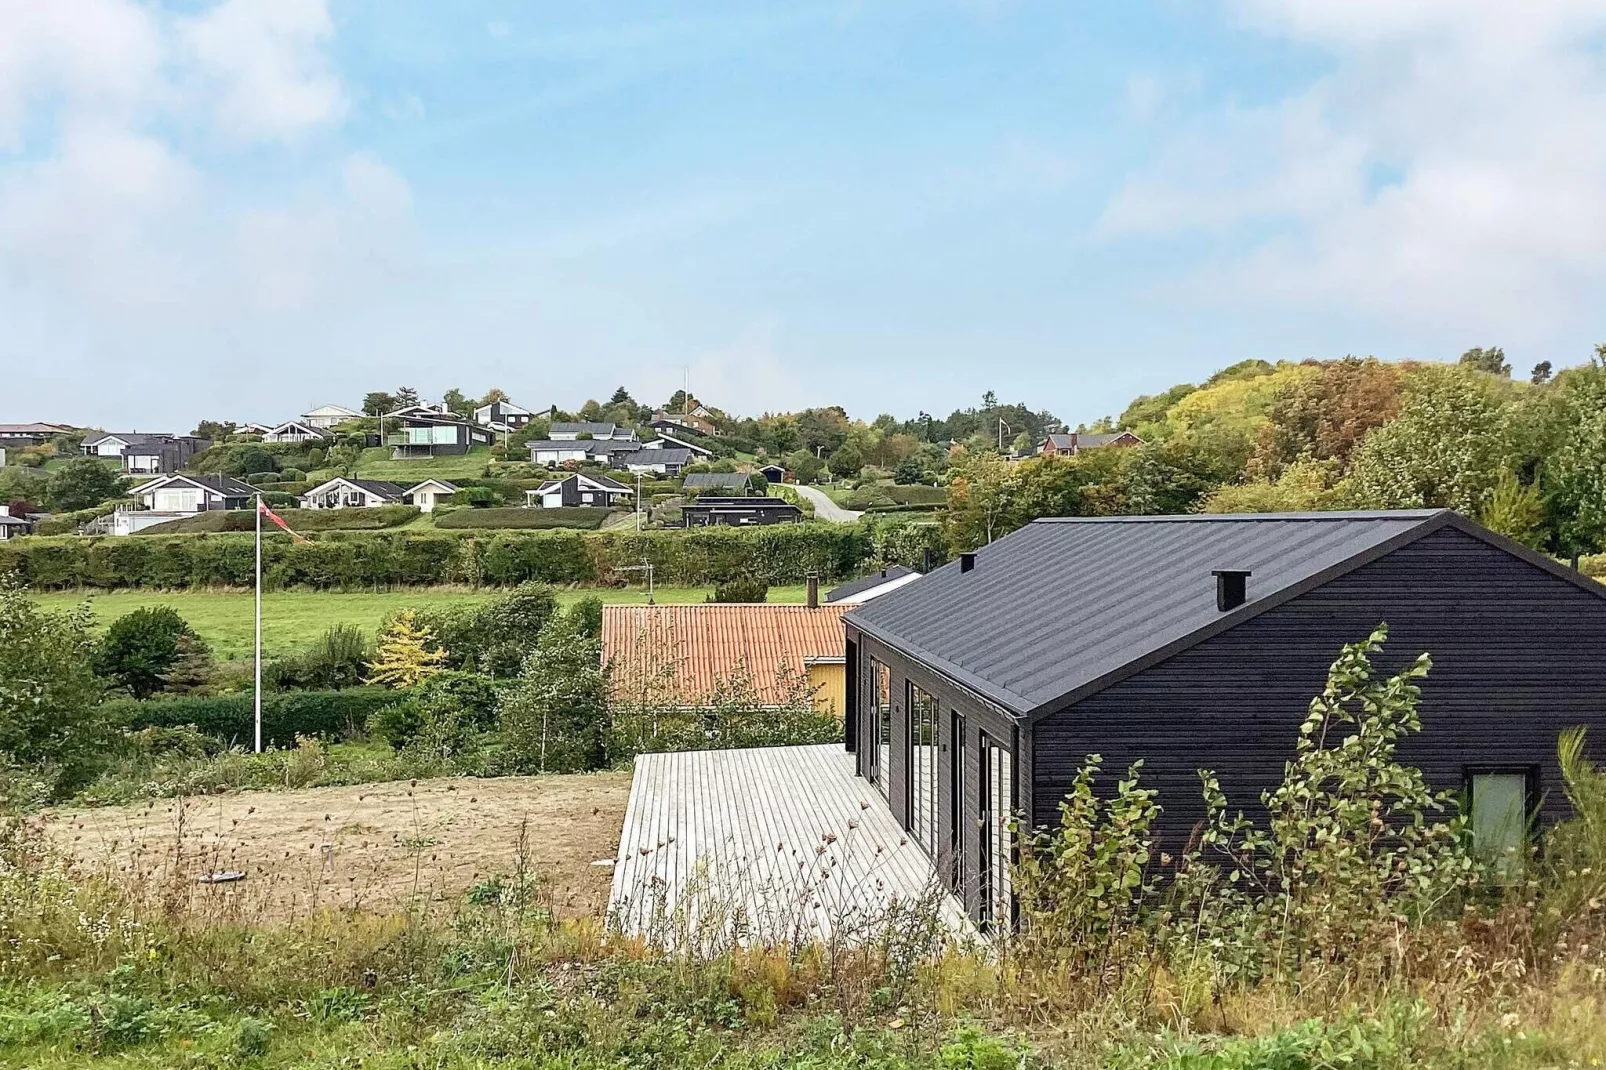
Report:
136,506,420,535
434,506,616,530
108,687,401,748
1,522,920,590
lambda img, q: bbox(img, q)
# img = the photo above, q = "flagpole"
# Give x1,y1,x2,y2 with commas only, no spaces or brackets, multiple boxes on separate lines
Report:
254,493,262,754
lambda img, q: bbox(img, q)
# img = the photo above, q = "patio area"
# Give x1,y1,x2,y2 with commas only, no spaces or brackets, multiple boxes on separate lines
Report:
609,744,970,945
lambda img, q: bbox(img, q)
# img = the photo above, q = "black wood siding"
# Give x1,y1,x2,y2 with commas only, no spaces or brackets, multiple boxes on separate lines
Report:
1031,527,1606,855
846,625,1023,918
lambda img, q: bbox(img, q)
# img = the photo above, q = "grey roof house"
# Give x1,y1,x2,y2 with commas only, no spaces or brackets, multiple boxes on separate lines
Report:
843,510,1606,929
299,477,408,510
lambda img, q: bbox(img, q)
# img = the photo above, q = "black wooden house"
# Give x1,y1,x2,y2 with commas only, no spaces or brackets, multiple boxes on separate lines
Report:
842,510,1606,927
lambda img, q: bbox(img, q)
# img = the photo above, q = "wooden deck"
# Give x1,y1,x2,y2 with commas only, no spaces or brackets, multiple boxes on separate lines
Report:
609,744,970,945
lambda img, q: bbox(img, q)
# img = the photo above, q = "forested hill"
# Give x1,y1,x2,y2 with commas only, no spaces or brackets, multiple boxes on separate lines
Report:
942,345,1606,557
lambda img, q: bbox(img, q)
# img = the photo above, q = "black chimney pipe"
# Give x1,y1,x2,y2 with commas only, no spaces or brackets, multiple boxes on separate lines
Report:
959,552,976,573
1212,569,1250,611
806,572,819,608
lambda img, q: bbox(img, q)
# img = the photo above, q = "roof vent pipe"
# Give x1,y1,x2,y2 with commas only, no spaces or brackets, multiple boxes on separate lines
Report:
959,552,976,573
1213,569,1250,611
806,572,820,609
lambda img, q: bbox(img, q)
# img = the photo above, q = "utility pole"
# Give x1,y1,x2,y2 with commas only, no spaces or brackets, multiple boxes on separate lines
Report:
998,418,1011,453
635,471,644,531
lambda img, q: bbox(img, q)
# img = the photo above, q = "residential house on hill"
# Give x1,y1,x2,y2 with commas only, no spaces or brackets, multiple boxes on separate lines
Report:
300,404,362,429
650,410,717,437
0,505,33,541
527,438,643,467
843,510,1606,929
299,477,407,510
603,595,849,716
83,432,209,474
388,415,495,459
114,474,255,535
825,565,921,605
1037,430,1141,457
680,496,801,527
621,447,694,477
527,473,631,508
0,423,71,450
643,432,712,459
474,399,535,432
549,422,638,441
406,479,458,513
262,420,331,444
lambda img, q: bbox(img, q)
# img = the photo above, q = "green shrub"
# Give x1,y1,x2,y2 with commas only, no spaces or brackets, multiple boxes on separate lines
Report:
496,619,608,773
0,584,109,799
93,607,196,699
133,506,417,535
279,467,307,482
367,672,499,756
433,507,612,530
106,687,400,747
708,576,768,602
244,471,279,484
415,582,559,677
264,625,369,691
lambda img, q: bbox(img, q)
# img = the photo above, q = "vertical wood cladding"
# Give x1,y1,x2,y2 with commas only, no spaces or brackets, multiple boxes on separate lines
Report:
1032,527,1606,856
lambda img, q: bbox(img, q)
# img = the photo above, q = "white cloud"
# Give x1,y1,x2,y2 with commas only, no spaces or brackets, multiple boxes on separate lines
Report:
0,0,164,147
1098,0,1606,339
177,0,346,142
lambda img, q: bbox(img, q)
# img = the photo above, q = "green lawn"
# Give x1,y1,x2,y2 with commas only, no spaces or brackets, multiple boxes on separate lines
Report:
32,585,809,661
352,445,495,481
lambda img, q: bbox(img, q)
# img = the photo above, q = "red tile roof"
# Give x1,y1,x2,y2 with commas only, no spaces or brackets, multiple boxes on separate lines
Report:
602,603,848,703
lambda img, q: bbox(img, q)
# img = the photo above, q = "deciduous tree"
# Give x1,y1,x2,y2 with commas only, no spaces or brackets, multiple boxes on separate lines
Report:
366,609,447,688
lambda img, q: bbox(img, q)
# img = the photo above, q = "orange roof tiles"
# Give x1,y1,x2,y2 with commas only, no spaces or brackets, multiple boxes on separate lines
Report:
602,603,848,703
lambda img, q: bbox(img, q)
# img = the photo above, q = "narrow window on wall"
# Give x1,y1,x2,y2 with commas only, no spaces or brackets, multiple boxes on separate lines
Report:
1470,771,1531,881
868,659,891,800
907,684,939,855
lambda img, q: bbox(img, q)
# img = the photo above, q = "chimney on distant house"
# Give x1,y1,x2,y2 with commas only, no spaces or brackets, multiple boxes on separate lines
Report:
959,552,976,573
1213,569,1251,611
806,572,820,609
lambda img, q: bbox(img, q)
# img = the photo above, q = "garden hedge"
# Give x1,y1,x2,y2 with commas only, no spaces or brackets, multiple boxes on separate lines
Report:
433,506,614,531
3,520,942,591
108,686,402,748
133,506,419,535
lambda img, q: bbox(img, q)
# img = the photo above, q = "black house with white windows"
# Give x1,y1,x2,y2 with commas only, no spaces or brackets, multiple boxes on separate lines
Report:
842,510,1606,929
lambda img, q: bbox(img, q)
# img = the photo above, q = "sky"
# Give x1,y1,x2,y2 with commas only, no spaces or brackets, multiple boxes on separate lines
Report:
2,0,1605,431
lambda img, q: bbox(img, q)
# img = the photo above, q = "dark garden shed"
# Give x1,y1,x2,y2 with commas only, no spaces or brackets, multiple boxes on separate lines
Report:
841,510,1606,927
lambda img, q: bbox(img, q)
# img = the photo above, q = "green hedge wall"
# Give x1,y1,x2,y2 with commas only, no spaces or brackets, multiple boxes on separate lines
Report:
133,506,420,536
108,686,401,747
2,522,897,590
434,506,614,530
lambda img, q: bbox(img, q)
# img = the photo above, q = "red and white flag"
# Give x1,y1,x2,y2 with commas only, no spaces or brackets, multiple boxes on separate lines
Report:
258,500,310,543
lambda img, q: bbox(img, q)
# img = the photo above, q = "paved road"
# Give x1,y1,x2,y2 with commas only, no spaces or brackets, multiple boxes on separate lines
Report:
793,484,864,524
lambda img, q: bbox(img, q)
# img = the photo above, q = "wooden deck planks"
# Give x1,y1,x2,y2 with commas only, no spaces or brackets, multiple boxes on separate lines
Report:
610,744,969,942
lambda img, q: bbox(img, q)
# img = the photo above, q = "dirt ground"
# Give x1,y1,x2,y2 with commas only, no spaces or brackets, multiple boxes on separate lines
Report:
41,773,633,921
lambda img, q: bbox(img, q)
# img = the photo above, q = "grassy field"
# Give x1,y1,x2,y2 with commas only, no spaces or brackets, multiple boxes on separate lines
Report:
352,445,495,481
31,584,810,660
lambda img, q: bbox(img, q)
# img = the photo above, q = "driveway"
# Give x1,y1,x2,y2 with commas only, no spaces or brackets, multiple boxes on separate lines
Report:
794,484,863,523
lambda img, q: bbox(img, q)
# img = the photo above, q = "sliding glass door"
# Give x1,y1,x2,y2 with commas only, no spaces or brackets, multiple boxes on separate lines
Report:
977,733,1013,931
867,659,892,802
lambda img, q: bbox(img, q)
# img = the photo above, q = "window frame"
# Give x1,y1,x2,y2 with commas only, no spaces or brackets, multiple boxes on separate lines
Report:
1464,765,1539,877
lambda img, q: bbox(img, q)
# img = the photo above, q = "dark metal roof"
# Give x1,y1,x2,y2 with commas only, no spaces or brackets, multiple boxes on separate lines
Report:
845,510,1538,719
825,564,917,603
682,473,750,490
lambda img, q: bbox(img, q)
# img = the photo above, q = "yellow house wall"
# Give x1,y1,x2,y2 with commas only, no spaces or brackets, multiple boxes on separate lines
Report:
807,662,846,718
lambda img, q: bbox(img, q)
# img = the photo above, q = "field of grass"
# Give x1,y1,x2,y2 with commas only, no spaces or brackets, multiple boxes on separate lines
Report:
31,584,810,660
352,445,495,481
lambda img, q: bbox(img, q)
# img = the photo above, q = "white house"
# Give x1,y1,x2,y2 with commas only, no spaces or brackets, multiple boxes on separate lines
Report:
262,420,331,444
300,404,362,429
0,505,31,541
405,479,458,513
299,477,406,510
115,474,255,535
526,473,631,509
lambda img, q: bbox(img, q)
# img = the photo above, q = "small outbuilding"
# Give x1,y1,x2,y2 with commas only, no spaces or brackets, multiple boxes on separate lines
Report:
843,510,1606,928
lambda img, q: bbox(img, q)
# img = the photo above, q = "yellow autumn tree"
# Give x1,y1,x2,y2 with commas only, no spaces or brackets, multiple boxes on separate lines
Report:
365,609,447,688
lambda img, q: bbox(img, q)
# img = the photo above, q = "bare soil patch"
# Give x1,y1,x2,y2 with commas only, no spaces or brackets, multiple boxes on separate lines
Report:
42,773,632,921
